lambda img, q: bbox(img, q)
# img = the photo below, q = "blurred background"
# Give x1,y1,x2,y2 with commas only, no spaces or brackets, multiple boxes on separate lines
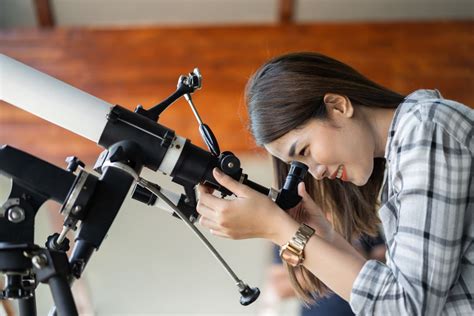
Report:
0,0,473,315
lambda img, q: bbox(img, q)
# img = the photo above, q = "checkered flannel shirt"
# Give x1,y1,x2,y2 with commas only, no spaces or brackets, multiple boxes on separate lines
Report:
350,90,473,315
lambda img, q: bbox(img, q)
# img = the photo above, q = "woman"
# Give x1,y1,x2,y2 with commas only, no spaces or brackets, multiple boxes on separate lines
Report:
197,52,473,315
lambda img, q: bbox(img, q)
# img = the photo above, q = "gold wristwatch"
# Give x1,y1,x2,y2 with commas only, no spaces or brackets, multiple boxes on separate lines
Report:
279,223,315,267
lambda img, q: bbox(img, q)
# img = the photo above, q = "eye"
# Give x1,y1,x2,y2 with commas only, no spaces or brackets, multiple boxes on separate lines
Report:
299,146,308,157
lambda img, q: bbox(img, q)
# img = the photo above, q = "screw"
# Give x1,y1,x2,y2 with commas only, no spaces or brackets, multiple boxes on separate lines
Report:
7,207,25,223
227,162,234,169
72,205,82,215
32,255,48,269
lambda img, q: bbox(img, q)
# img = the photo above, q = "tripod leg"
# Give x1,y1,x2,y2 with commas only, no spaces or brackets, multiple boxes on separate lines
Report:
18,295,37,316
49,276,78,316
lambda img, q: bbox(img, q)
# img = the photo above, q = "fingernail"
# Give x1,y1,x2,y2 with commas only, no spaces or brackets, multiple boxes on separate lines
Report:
214,168,222,176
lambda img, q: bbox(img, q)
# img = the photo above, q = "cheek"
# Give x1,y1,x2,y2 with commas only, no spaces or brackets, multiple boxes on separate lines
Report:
309,139,339,165
348,148,374,186
324,128,374,184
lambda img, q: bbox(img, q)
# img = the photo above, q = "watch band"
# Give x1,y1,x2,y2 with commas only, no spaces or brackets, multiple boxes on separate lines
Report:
279,223,315,267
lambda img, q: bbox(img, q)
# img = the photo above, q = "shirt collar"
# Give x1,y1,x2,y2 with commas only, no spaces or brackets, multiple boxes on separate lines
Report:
384,89,442,160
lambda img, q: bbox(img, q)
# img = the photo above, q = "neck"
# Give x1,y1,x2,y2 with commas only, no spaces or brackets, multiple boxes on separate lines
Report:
362,106,397,158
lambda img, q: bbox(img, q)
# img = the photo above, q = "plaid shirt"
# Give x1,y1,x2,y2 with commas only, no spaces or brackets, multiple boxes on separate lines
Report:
350,90,473,315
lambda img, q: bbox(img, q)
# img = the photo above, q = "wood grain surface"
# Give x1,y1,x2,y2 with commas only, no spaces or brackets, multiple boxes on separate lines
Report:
1,21,473,166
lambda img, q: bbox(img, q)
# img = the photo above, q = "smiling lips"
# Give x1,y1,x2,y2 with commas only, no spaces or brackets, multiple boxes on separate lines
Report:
331,165,347,181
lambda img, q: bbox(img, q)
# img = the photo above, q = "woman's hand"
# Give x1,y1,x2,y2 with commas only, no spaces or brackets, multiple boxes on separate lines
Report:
288,182,335,242
197,168,286,240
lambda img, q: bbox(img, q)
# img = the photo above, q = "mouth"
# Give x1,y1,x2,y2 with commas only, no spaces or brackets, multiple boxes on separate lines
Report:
331,165,347,181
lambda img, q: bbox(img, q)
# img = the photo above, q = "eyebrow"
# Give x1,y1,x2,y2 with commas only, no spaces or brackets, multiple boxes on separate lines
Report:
288,141,297,158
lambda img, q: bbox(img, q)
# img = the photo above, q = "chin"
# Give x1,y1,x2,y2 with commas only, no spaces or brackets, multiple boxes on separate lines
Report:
352,175,370,186
350,164,374,186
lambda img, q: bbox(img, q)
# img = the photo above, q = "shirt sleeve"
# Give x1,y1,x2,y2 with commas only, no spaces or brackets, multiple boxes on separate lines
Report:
350,121,471,315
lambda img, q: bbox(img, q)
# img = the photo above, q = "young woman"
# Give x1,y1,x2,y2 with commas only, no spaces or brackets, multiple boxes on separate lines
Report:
196,52,473,315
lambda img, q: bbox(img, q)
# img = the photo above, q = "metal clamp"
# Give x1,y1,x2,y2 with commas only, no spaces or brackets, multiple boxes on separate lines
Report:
61,171,88,218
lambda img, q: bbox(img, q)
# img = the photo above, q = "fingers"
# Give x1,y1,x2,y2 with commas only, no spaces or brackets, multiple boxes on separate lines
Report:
198,215,232,239
196,201,216,222
197,181,234,238
198,215,219,230
197,185,226,210
197,184,213,196
200,184,214,194
212,168,249,197
196,203,220,232
209,229,231,238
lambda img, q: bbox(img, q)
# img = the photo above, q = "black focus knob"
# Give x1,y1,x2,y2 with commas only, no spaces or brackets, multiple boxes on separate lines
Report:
219,152,240,175
46,233,70,252
239,285,260,306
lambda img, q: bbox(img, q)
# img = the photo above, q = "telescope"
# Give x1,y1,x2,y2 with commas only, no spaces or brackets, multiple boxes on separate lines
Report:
0,54,308,315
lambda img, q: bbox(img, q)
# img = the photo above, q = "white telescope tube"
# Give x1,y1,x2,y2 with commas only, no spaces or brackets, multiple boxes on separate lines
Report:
0,54,112,143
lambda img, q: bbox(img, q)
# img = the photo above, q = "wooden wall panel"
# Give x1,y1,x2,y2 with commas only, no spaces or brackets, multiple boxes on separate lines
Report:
0,22,473,166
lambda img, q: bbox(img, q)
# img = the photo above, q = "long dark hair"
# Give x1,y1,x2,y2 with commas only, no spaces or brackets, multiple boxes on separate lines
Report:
246,52,404,304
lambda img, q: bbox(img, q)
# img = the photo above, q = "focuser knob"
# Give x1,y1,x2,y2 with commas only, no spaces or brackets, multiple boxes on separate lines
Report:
46,233,70,252
219,152,240,175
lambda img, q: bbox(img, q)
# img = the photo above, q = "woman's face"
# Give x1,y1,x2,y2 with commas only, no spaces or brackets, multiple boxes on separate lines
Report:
264,101,377,186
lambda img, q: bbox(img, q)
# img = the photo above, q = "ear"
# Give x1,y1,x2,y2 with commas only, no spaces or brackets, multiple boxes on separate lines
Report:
323,93,354,118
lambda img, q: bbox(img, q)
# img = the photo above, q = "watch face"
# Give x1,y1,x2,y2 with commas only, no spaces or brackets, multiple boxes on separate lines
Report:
281,248,301,267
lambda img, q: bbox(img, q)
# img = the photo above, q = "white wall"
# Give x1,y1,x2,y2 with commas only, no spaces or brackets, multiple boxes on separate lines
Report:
0,0,473,29
0,0,36,28
296,0,474,21
52,0,277,26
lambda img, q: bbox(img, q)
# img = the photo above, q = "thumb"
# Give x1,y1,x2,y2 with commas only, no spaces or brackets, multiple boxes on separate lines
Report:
288,183,319,223
297,182,311,201
213,168,248,197
297,182,320,213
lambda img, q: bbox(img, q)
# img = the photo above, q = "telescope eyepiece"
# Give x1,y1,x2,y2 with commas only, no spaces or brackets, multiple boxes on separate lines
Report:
283,161,308,191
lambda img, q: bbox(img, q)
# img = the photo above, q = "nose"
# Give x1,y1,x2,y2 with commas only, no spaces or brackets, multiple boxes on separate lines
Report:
309,166,327,180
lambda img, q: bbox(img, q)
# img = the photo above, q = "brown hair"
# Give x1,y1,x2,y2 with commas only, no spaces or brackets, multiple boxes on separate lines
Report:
245,52,404,304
